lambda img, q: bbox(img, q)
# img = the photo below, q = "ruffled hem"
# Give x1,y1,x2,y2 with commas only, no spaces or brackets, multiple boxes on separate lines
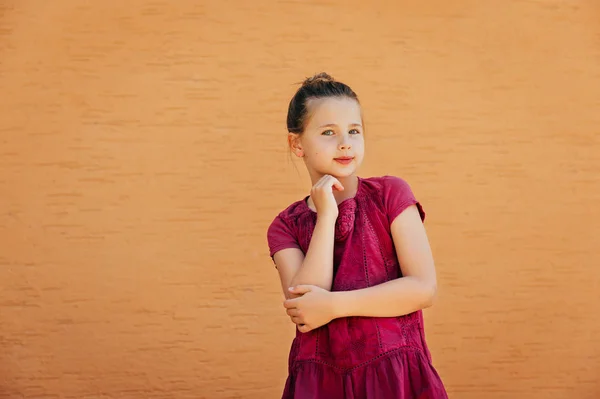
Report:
282,348,447,399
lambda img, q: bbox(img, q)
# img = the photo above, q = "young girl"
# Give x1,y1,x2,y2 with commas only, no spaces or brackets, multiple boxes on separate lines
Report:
267,73,448,399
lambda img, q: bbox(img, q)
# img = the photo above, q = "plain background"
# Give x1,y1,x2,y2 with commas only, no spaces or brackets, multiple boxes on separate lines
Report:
1,1,599,398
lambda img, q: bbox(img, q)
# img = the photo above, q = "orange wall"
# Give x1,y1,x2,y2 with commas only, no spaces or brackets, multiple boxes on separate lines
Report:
1,1,599,398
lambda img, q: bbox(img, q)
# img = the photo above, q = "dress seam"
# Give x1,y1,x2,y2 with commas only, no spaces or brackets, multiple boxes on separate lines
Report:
291,345,427,374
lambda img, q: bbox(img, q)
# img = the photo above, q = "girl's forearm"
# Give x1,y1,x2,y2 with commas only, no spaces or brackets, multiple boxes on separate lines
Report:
290,215,336,290
331,276,437,318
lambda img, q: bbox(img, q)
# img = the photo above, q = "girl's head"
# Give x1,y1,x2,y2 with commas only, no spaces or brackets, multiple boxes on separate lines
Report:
286,73,365,180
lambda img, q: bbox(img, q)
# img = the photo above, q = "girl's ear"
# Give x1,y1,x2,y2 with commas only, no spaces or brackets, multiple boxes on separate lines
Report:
288,133,304,157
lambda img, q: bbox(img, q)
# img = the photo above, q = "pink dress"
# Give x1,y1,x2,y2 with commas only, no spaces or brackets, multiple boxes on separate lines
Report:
267,175,448,399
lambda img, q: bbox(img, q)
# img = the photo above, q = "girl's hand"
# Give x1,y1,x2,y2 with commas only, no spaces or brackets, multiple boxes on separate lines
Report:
283,285,336,333
310,175,344,220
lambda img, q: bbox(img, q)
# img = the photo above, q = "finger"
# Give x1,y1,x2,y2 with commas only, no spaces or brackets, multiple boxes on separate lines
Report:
298,324,311,333
325,175,343,188
331,178,344,191
289,285,312,295
322,175,338,188
322,175,343,191
315,175,331,188
286,308,300,317
283,299,297,309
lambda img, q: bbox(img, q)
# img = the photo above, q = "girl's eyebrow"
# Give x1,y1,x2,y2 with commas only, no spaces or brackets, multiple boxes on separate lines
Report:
318,123,363,128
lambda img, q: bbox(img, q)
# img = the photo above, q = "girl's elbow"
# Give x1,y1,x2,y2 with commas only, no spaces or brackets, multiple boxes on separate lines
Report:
423,282,438,308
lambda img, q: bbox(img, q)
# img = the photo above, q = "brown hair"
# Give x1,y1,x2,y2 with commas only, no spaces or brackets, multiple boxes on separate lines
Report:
286,72,360,134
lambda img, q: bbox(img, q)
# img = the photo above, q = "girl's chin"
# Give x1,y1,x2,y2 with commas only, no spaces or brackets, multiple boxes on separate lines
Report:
319,169,357,178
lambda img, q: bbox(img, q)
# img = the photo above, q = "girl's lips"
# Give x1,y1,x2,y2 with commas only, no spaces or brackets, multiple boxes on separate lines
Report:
334,157,354,165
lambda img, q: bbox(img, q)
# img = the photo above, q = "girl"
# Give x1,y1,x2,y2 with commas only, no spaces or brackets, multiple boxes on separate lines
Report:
267,73,448,399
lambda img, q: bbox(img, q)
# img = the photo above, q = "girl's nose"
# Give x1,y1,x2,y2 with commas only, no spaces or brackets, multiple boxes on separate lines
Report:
339,137,352,150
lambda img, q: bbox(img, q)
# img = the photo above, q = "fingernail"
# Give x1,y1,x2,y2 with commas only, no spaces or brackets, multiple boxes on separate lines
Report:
288,287,294,291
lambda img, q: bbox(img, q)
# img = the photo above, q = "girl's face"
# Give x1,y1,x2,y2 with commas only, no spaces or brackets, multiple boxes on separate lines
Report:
290,97,365,180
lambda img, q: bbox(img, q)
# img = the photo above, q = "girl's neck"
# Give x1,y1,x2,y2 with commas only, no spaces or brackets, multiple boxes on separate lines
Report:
336,175,359,202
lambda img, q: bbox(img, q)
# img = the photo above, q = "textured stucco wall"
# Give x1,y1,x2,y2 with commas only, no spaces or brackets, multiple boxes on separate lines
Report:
1,1,599,398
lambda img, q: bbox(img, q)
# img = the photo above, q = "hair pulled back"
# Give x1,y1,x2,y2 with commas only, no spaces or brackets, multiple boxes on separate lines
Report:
286,72,360,134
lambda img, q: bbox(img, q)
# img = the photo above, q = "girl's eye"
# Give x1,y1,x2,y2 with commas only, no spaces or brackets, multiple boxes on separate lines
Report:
349,129,361,135
322,130,334,136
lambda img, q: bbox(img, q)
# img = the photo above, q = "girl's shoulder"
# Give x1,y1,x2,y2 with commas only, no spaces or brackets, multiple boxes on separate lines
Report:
272,197,310,221
266,197,310,234
360,175,425,222
266,198,312,258
360,174,415,197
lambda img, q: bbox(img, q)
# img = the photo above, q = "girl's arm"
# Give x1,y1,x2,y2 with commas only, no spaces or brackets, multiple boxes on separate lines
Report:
273,214,337,299
331,204,437,318
285,204,437,326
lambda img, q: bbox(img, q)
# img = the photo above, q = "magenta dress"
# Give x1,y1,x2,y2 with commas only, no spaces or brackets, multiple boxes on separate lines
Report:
267,175,448,399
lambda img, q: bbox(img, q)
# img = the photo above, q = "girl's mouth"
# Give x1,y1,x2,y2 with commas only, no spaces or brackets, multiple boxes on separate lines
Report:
334,157,354,165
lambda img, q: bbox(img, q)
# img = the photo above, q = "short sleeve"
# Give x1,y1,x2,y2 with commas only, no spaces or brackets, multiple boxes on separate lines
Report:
383,176,426,224
267,215,301,259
